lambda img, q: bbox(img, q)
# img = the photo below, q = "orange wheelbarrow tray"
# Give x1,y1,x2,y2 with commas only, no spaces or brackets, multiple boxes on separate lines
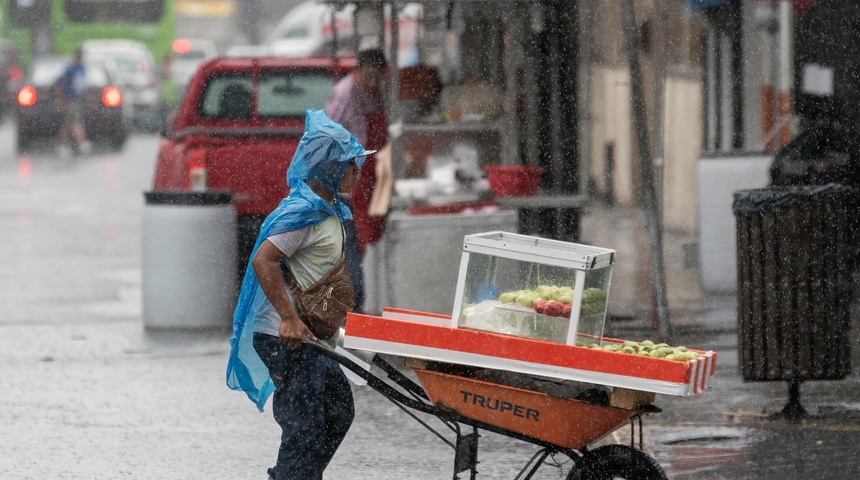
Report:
344,308,717,397
409,360,654,451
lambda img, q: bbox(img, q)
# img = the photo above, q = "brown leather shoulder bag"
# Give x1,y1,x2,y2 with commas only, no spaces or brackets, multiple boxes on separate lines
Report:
280,223,355,340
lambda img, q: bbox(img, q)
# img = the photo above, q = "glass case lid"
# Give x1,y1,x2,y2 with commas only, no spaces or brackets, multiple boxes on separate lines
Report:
462,231,616,271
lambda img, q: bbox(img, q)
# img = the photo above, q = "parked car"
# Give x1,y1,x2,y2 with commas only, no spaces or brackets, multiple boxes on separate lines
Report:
265,1,422,65
16,56,128,151
152,56,355,269
81,39,162,131
0,40,24,119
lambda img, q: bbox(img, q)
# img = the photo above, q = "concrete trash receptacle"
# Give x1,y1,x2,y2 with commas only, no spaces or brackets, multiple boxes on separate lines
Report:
143,191,238,329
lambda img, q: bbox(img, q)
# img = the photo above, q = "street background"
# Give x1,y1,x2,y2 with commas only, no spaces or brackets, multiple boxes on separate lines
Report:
3,121,860,480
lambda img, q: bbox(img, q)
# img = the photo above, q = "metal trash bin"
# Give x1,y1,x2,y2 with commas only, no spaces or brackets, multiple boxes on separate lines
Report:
733,184,853,417
142,191,237,329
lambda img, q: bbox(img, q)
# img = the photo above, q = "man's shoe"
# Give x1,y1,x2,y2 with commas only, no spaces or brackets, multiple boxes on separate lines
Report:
267,467,276,480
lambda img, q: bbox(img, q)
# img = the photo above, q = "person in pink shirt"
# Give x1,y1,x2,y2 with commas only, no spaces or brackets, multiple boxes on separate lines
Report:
326,49,391,314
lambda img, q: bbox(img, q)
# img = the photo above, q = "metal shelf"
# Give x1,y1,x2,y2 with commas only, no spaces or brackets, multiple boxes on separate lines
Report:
401,120,504,135
495,194,590,209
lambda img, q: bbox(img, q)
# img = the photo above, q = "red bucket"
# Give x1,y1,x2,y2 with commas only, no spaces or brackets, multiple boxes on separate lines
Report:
484,165,544,197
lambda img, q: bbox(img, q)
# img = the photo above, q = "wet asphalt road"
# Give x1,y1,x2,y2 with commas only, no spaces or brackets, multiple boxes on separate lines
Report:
2,118,860,479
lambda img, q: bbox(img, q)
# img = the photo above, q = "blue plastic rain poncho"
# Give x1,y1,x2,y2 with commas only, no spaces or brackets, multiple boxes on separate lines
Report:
226,110,369,411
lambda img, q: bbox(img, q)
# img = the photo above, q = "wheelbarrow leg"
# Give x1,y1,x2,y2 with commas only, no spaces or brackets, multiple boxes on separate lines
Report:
515,448,553,480
453,426,480,479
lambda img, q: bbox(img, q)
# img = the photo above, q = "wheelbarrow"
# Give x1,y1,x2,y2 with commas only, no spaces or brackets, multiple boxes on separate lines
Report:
307,341,668,480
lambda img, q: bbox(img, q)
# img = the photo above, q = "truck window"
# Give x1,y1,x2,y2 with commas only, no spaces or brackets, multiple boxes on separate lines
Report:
258,70,333,119
199,74,253,120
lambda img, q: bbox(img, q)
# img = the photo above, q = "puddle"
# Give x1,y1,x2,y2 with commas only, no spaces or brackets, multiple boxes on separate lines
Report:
650,426,768,477
654,426,768,447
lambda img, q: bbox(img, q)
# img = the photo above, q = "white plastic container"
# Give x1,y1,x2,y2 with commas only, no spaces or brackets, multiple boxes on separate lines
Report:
142,191,237,329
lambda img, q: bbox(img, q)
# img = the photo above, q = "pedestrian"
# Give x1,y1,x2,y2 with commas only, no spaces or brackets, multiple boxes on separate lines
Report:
226,109,373,480
325,48,393,315
56,48,92,156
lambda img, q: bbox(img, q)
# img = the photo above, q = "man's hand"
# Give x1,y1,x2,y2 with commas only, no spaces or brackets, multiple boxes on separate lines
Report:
278,317,316,349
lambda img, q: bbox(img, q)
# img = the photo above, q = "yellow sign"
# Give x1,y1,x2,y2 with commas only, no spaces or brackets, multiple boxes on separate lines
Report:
175,0,236,17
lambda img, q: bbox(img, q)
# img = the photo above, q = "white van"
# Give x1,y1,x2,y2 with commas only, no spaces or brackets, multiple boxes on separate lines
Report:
265,2,356,58
265,1,421,66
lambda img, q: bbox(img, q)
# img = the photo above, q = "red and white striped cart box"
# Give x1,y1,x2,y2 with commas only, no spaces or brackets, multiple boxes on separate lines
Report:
344,308,717,397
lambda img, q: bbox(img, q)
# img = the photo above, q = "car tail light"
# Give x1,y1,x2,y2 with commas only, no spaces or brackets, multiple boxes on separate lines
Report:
173,38,192,54
17,86,36,107
9,65,23,83
186,149,208,192
102,86,122,107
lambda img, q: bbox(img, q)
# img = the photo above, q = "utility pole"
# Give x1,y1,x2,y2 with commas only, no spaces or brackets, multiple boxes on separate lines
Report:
654,0,668,223
620,0,672,340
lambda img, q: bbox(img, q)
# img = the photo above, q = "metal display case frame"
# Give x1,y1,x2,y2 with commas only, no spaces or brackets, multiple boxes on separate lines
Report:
450,231,616,346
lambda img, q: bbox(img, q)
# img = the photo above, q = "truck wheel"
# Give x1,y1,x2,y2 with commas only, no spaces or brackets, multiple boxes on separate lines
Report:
573,445,667,480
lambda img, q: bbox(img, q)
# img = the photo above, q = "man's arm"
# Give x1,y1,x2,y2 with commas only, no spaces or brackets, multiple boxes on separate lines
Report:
252,240,316,348
368,143,393,217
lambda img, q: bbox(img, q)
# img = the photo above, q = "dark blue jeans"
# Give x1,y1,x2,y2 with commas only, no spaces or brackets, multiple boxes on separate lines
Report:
253,333,355,480
343,220,365,314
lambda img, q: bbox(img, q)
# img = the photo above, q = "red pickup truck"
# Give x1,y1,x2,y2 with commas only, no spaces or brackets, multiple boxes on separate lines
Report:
152,56,354,269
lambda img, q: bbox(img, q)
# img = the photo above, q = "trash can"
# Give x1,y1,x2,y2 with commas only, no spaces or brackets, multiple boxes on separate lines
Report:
733,184,853,416
142,191,237,330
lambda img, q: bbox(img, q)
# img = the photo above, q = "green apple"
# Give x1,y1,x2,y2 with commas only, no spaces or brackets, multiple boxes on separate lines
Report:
499,292,518,303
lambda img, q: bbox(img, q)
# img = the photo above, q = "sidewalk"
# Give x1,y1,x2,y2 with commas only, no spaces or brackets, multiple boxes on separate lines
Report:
580,201,732,336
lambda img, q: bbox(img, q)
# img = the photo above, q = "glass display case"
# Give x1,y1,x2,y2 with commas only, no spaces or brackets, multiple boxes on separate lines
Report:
451,231,616,346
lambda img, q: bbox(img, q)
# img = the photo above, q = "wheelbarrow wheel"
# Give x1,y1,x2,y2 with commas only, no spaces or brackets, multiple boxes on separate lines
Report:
573,444,667,480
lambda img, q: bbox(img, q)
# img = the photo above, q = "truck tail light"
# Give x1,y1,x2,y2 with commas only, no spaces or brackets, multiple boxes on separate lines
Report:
186,149,208,192
102,86,122,107
17,86,36,107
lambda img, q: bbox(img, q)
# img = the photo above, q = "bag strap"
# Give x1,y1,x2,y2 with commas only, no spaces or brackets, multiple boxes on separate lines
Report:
280,262,302,295
279,218,347,295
